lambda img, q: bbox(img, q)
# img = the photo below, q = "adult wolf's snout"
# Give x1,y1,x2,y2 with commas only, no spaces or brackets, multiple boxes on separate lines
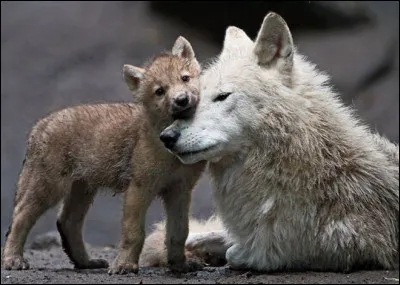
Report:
160,129,180,150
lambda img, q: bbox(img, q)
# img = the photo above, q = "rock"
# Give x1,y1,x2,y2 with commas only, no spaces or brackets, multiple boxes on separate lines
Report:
29,231,61,250
150,1,371,44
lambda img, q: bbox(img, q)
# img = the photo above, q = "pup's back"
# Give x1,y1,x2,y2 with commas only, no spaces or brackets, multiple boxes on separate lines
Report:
26,103,144,191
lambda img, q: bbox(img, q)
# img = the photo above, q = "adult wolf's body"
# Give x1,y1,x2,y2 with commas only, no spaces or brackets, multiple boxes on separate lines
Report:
156,13,399,272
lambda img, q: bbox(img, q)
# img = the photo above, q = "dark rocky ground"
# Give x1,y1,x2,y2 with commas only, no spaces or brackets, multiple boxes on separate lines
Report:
1,239,399,284
1,1,399,283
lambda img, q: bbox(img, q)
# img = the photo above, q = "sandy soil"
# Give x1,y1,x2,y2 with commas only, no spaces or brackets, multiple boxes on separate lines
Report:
1,246,399,284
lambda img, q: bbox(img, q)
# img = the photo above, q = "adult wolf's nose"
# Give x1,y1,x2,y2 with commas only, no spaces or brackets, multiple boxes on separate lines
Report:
160,129,181,149
174,94,189,108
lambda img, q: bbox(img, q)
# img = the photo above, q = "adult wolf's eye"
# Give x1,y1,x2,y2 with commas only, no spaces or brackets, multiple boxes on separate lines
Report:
155,87,165,96
181,75,190,82
213,92,232,102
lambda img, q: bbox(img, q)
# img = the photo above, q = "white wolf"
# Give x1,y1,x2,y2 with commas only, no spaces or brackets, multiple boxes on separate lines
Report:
152,12,399,272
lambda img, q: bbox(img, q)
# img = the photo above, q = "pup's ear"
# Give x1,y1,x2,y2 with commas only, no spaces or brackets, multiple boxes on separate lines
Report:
172,36,196,60
123,64,145,92
253,12,294,72
220,26,253,58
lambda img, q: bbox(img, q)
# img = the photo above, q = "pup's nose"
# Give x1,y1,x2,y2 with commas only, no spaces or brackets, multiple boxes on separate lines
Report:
159,129,181,150
174,94,189,108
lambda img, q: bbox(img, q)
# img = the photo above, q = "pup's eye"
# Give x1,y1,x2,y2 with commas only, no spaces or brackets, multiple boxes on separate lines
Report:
213,92,232,102
155,87,165,96
181,75,190,82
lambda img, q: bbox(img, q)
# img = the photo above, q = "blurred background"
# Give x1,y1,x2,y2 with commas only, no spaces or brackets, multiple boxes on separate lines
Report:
1,1,399,247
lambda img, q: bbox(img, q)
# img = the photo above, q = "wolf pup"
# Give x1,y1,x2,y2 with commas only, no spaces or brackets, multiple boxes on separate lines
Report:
2,36,206,274
157,13,399,272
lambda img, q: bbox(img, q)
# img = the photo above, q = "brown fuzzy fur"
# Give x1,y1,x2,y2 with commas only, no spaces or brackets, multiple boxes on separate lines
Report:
2,37,206,274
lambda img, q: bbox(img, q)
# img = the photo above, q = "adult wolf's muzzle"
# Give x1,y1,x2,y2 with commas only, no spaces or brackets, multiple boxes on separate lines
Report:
160,128,181,150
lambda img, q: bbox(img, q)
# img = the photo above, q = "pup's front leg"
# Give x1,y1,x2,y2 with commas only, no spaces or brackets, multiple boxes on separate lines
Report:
108,184,155,275
162,186,204,273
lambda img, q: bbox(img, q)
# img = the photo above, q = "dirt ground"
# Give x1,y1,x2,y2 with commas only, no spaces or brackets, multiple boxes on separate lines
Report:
1,246,399,284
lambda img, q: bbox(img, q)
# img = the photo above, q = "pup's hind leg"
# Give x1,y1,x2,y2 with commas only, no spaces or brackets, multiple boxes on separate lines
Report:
56,180,108,269
2,165,62,270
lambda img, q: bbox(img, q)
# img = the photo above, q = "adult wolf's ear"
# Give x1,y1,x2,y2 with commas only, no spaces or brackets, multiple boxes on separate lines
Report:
123,64,145,92
220,26,253,59
254,12,294,73
172,36,196,60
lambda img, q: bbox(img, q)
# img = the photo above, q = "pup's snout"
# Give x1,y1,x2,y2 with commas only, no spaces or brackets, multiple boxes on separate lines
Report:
171,92,198,120
174,93,189,108
160,129,181,150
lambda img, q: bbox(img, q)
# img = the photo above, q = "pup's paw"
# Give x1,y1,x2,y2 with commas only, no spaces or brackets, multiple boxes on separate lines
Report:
108,262,138,275
2,255,30,270
75,258,109,269
169,259,204,273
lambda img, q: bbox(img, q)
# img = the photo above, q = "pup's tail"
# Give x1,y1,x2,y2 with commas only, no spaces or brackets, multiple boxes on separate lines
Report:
139,215,224,267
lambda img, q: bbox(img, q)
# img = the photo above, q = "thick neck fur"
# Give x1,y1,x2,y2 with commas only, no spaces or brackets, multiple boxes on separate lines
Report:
209,52,397,201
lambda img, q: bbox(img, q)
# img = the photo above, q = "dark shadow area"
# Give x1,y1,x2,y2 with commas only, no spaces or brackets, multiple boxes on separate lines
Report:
149,1,372,43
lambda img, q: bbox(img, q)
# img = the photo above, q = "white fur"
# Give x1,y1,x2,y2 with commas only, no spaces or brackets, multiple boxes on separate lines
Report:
163,12,399,272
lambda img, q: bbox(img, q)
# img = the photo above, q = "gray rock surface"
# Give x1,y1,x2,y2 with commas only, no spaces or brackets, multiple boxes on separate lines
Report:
29,231,61,250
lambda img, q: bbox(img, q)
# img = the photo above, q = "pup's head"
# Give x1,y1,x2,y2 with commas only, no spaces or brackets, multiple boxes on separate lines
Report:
123,36,201,130
160,12,297,164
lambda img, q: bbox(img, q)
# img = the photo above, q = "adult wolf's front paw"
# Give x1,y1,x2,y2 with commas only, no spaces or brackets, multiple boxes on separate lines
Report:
2,255,30,270
169,259,204,273
185,231,228,266
75,258,109,269
226,244,250,270
108,262,138,275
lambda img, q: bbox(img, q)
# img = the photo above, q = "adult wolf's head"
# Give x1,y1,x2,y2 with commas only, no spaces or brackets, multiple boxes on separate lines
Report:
123,36,201,131
160,12,298,164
